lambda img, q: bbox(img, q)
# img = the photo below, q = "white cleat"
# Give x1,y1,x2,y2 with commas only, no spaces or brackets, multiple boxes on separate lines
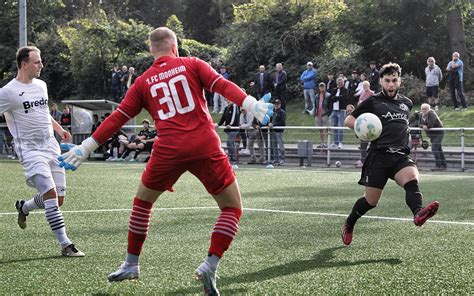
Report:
108,262,140,282
194,261,219,296
61,244,85,257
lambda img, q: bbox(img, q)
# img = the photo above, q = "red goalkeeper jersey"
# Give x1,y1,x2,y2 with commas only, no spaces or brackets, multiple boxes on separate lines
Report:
93,56,246,161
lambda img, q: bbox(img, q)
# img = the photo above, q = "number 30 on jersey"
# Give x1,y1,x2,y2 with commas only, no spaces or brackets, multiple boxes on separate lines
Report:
150,75,195,120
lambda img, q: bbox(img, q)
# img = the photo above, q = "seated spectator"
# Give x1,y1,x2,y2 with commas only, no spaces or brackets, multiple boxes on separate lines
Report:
314,82,331,148
106,129,128,161
50,103,62,122
118,119,157,162
60,106,72,131
216,99,240,164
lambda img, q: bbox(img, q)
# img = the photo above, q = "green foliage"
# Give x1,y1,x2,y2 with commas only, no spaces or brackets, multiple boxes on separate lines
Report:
223,0,346,99
165,15,185,39
58,10,151,98
182,39,227,62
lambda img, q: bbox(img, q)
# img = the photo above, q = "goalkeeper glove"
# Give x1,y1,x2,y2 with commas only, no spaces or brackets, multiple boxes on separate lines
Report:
57,137,99,171
242,95,273,125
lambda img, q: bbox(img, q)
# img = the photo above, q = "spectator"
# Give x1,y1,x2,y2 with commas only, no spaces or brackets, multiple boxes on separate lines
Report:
122,66,137,97
250,65,273,100
119,119,157,162
326,73,337,94
91,114,101,134
50,103,62,122
419,103,447,171
348,70,361,106
314,82,331,148
353,80,375,168
354,73,368,97
106,129,128,161
446,52,467,111
247,117,266,164
111,64,123,102
268,99,286,165
60,106,71,131
217,99,240,164
425,57,442,111
300,62,317,114
368,61,380,92
338,73,350,89
273,63,288,110
120,65,129,98
239,107,254,155
329,77,349,149
212,66,230,113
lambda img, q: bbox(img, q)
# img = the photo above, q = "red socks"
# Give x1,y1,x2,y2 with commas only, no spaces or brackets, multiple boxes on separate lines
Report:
208,207,242,258
127,197,153,255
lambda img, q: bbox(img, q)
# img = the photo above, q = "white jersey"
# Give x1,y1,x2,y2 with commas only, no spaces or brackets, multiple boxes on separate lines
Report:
0,78,60,161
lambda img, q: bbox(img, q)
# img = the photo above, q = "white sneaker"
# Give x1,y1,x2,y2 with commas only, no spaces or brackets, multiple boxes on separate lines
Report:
434,105,439,111
338,143,343,149
61,244,85,257
106,157,116,161
329,143,338,149
108,262,140,282
194,261,219,296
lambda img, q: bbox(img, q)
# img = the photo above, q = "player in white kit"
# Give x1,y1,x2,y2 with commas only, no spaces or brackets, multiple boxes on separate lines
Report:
0,46,84,256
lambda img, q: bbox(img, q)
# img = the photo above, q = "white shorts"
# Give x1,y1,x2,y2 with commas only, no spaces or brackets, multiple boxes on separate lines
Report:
23,154,66,197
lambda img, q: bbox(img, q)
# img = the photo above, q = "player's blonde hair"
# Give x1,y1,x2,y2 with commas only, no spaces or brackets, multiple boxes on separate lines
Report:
149,27,177,53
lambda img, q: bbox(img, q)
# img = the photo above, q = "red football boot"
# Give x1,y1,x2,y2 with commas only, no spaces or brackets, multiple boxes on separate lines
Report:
414,201,439,226
342,223,353,246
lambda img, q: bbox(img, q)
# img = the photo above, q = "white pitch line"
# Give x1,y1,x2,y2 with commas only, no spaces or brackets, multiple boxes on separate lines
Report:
0,206,472,226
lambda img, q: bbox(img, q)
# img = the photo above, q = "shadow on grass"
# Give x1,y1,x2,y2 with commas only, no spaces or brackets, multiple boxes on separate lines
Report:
0,255,64,265
169,246,401,294
222,246,402,285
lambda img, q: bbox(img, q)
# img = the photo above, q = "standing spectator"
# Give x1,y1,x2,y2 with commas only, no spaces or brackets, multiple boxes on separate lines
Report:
419,103,447,171
300,62,317,114
122,66,137,98
247,117,266,164
273,63,288,110
217,99,240,164
326,73,337,94
446,52,467,111
348,70,361,106
353,80,375,168
329,78,349,149
212,66,230,113
269,99,286,165
250,65,273,100
368,61,380,92
120,65,129,99
60,106,71,131
91,114,101,134
239,107,254,155
315,82,331,148
50,103,62,122
425,57,443,111
111,64,123,102
354,73,368,97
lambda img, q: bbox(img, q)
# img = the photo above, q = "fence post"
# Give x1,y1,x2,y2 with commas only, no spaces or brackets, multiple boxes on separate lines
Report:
326,127,331,167
461,128,465,171
266,127,273,168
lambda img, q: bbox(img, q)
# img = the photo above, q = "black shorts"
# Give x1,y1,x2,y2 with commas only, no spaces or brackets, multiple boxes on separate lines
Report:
358,149,416,189
426,86,439,97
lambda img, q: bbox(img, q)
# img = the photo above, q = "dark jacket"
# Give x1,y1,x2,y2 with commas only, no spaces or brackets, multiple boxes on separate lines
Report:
273,70,287,91
329,87,349,111
271,109,286,133
254,72,273,95
218,104,240,133
418,110,444,138
314,91,332,117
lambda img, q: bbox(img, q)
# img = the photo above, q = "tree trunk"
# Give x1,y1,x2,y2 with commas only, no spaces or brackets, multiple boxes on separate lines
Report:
447,6,471,88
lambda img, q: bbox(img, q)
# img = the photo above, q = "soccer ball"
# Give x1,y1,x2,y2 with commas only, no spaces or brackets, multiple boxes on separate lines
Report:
354,113,382,141
335,161,342,168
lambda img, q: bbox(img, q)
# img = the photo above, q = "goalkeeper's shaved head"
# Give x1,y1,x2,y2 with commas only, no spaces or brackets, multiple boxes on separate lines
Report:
149,27,178,57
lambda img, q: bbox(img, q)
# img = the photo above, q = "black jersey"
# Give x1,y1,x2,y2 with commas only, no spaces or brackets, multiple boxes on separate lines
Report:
352,91,413,150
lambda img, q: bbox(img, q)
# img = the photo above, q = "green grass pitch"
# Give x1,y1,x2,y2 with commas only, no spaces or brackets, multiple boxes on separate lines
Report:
0,160,473,294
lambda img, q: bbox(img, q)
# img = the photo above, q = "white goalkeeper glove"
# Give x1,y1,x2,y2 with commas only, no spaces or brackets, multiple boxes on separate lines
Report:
242,95,273,125
57,137,99,171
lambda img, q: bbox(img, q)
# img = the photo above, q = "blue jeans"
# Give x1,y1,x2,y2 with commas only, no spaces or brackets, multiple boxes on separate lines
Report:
271,132,285,162
226,131,239,162
303,89,316,112
331,110,345,145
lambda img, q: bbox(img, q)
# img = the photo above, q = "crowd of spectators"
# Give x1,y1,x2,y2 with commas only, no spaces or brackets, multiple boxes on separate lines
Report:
111,64,136,102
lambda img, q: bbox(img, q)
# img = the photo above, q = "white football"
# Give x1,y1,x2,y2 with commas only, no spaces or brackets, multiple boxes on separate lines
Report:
354,113,382,141
335,161,342,168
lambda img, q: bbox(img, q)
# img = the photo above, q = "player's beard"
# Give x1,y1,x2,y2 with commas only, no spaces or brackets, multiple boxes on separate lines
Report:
383,87,399,98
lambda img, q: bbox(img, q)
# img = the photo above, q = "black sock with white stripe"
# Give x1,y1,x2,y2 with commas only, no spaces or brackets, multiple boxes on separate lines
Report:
21,193,45,214
44,199,71,247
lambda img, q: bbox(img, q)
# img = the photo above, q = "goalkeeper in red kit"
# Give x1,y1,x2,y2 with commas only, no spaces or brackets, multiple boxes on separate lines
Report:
58,27,273,295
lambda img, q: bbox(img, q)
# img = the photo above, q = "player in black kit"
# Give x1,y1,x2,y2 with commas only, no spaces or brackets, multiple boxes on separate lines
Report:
341,63,439,245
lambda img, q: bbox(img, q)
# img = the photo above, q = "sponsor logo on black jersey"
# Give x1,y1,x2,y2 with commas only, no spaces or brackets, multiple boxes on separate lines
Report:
23,97,48,113
381,112,408,120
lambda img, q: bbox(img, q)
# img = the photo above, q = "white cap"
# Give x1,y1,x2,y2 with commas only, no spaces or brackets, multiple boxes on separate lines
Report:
307,62,313,66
